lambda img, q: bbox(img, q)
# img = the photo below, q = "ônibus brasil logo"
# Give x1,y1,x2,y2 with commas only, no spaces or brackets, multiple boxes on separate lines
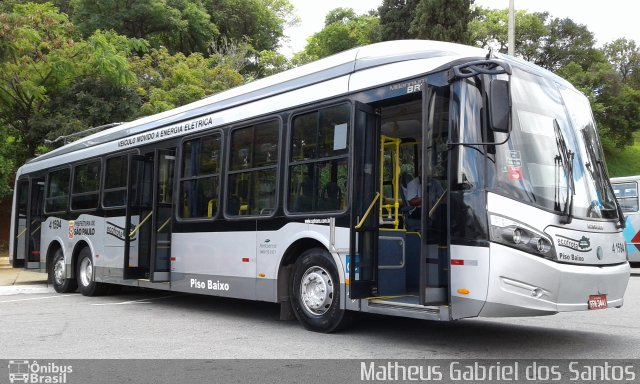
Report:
556,235,592,252
7,360,73,384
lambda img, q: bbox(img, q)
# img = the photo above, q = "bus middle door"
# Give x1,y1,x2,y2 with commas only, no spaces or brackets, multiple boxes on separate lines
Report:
349,102,380,298
125,149,175,282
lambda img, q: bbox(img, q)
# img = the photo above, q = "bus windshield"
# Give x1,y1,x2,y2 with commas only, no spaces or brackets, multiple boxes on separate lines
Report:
491,68,619,220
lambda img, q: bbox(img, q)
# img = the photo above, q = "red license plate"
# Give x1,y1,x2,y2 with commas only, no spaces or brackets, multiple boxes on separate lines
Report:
588,294,608,310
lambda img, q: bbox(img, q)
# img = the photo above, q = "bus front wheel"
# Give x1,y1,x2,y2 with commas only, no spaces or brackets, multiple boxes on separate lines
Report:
51,248,77,293
290,248,350,333
76,248,107,296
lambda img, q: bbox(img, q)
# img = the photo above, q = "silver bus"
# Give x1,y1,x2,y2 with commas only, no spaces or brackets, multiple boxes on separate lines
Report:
9,40,630,332
612,175,640,266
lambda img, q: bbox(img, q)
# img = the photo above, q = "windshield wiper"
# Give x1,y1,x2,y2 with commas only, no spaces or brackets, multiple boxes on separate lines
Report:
554,119,574,224
596,159,626,228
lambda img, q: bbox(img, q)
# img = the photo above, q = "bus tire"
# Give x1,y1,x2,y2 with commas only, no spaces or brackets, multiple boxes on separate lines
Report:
76,247,107,296
290,248,351,333
51,248,77,293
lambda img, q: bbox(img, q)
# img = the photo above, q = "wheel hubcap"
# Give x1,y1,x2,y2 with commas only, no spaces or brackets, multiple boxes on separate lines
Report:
300,266,334,316
80,257,93,287
53,258,65,286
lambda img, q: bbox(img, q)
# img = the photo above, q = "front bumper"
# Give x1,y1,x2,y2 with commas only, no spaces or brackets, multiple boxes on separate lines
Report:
479,243,630,317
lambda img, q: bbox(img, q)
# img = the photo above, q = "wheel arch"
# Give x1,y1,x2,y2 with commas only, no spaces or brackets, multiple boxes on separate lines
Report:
277,236,345,303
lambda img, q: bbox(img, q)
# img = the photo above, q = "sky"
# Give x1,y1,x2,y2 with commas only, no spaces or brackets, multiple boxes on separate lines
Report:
281,0,640,57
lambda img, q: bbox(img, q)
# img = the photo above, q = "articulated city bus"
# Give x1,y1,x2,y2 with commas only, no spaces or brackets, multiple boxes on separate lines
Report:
9,40,630,332
612,175,640,267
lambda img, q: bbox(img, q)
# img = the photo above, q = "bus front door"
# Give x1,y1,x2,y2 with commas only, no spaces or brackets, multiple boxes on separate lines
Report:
125,149,175,281
421,85,450,306
349,102,380,298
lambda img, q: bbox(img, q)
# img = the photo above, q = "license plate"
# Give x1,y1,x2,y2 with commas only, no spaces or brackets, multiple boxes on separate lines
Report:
588,294,608,310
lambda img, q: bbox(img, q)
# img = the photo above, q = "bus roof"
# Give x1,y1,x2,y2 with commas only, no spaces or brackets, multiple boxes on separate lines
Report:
23,40,573,170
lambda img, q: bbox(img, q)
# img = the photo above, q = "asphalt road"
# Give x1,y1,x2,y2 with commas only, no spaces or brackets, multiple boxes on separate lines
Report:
1,275,639,360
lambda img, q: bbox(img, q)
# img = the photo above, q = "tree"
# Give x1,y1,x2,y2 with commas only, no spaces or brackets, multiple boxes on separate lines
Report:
295,8,381,63
205,0,297,53
130,48,243,116
70,0,218,55
409,0,475,44
470,8,598,71
470,7,546,58
604,38,640,84
378,0,419,41
536,17,599,71
0,3,138,160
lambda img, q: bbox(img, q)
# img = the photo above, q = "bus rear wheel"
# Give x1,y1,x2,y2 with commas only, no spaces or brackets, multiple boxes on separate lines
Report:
290,248,351,333
51,248,77,293
77,248,107,296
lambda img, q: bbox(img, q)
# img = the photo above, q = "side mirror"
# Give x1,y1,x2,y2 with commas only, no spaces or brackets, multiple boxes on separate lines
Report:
489,79,510,133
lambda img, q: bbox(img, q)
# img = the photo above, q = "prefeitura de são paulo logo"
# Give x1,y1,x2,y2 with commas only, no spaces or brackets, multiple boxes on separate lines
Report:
7,360,73,384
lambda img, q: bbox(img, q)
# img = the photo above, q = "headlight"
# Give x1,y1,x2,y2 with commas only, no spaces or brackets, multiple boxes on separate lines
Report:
489,214,556,260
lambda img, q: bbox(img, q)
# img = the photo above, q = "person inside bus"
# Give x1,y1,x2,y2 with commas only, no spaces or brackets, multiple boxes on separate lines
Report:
404,165,446,232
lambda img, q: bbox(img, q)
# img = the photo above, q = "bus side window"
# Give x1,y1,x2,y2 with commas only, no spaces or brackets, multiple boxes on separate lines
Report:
72,160,101,210
179,133,221,219
226,120,279,217
103,156,128,208
288,105,350,214
45,168,70,213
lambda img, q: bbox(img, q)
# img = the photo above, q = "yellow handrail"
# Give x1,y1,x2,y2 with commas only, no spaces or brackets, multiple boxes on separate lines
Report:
379,135,402,229
355,192,380,231
157,217,171,233
129,211,153,237
16,227,28,239
428,188,448,218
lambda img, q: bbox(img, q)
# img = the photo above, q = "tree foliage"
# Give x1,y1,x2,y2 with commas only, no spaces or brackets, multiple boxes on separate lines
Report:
604,38,640,85
378,0,419,41
378,0,474,43
0,3,139,159
294,8,381,63
409,0,475,44
70,0,218,55
205,0,297,53
131,48,243,116
471,7,598,70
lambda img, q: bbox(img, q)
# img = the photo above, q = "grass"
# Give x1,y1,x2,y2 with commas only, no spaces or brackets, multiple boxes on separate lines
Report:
605,132,640,177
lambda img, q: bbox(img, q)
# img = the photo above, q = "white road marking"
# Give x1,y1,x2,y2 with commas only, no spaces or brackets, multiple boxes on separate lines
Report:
0,294,73,303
